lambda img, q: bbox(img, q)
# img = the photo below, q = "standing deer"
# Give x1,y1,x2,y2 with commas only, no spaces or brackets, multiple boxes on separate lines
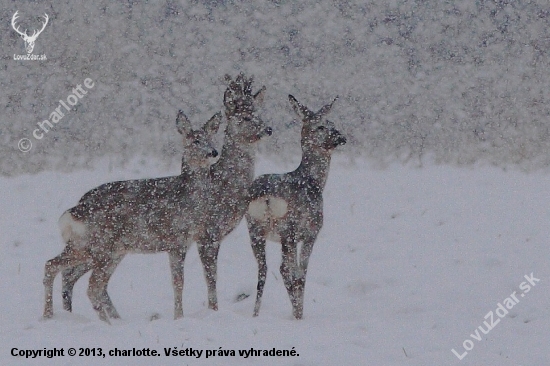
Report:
59,73,271,317
196,74,271,311
43,110,221,322
246,95,346,319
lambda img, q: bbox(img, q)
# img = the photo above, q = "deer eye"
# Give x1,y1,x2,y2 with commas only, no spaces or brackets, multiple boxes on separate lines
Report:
193,140,201,145
317,126,326,131
243,116,252,122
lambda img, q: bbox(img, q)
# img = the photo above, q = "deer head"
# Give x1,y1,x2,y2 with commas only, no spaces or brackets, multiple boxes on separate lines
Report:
176,110,221,169
223,73,272,143
12,11,49,54
289,95,347,152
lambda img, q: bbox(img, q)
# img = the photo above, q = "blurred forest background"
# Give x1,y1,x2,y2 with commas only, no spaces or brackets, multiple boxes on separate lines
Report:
2,0,550,176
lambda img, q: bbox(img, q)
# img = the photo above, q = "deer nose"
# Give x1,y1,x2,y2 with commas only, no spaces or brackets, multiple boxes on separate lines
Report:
264,127,273,136
336,135,347,145
209,150,218,158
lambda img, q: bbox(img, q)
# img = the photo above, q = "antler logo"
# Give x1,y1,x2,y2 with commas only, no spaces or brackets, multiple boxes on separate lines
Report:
12,11,49,54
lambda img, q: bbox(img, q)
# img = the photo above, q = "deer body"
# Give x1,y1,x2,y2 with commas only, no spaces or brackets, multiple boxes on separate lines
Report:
43,111,221,322
246,95,346,319
203,139,256,239
62,172,207,254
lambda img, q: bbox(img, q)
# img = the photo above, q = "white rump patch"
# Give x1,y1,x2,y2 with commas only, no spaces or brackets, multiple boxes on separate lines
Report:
269,197,288,218
58,211,87,246
248,199,268,220
248,196,288,221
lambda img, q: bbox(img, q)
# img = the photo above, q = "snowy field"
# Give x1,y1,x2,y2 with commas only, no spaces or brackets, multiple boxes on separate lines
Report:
1,155,549,365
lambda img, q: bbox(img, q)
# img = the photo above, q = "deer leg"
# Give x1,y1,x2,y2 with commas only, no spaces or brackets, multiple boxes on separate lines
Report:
43,247,89,319
247,219,267,317
280,235,299,318
87,262,113,324
62,254,124,318
197,237,221,310
99,254,125,319
62,263,92,312
293,235,317,320
168,247,188,319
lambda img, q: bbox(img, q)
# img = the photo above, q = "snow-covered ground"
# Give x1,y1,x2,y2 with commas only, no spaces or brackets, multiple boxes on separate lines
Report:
1,156,549,365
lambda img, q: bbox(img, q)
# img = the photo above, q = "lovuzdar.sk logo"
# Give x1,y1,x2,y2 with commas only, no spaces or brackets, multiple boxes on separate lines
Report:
12,10,48,61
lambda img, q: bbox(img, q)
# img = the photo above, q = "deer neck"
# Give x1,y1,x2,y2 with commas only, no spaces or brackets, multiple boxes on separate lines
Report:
296,146,332,191
180,161,210,188
211,132,255,184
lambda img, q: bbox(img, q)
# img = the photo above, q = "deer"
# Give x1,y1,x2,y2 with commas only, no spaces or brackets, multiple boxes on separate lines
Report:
195,73,271,312
58,73,272,318
12,11,48,54
245,94,346,319
43,110,222,323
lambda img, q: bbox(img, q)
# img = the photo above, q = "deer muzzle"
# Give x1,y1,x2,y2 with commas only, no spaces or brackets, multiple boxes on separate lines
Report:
335,135,347,146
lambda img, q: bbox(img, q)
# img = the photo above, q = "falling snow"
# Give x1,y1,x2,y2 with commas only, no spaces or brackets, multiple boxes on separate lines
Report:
1,1,550,365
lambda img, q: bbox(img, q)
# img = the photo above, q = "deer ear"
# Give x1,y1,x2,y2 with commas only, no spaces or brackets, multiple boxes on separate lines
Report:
317,96,338,117
203,112,222,136
224,89,236,112
288,94,310,120
254,86,266,105
176,110,192,135
244,75,254,95
236,73,245,86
